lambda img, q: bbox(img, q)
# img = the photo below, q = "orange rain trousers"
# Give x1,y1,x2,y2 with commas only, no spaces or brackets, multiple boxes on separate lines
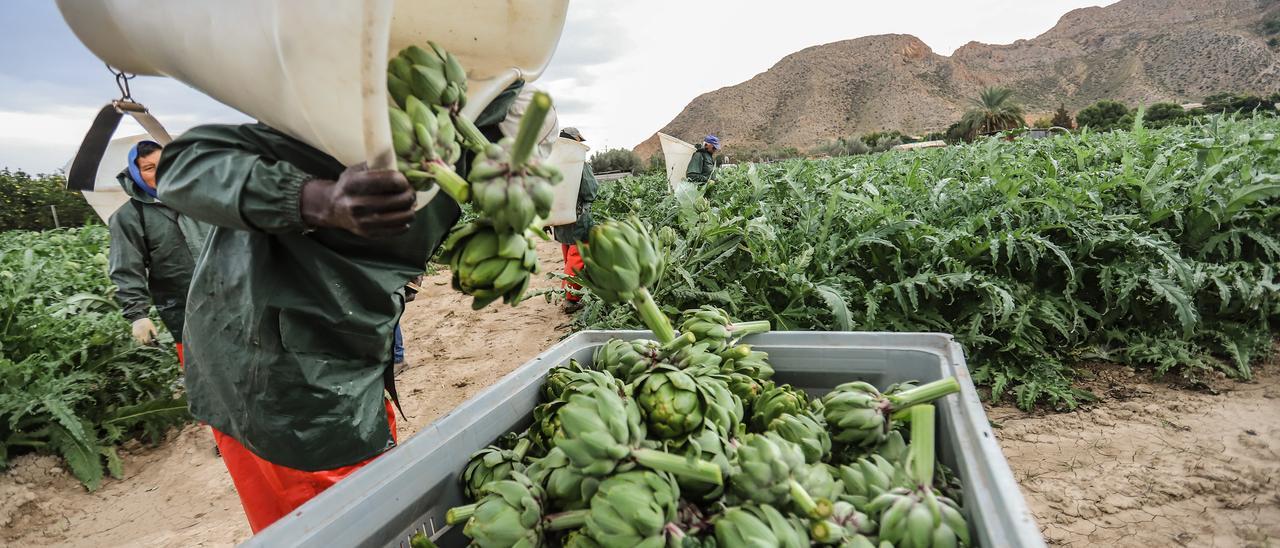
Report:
562,243,585,302
212,399,398,533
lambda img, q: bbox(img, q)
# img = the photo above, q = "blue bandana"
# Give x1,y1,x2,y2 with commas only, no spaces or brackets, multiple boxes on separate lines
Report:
128,140,161,198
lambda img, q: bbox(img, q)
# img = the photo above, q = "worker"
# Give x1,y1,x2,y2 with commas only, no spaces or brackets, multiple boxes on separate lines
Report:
551,127,598,314
154,84,548,533
107,140,210,368
685,134,720,183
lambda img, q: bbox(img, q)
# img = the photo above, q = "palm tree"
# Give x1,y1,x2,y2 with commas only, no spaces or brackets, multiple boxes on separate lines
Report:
960,87,1026,139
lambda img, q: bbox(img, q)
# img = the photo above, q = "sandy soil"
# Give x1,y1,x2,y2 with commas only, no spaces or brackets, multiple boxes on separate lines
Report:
990,360,1280,548
0,240,1276,546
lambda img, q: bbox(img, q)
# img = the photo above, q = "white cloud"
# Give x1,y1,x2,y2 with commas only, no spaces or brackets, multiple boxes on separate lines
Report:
1,1,1119,169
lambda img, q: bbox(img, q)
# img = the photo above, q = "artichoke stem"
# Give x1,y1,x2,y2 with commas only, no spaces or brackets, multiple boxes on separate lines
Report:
631,287,676,344
425,162,471,204
512,438,531,460
788,479,831,519
453,113,490,153
887,377,960,410
631,448,722,485
909,404,936,488
729,320,771,338
445,503,476,525
510,92,552,169
545,509,589,531
811,519,844,544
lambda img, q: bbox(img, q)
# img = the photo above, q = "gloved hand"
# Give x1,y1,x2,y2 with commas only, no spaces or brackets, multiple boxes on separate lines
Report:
131,318,158,345
300,163,416,238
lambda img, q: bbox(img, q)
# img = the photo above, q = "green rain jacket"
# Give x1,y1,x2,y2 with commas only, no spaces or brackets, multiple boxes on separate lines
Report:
157,124,460,470
551,162,599,245
107,173,211,341
685,147,715,183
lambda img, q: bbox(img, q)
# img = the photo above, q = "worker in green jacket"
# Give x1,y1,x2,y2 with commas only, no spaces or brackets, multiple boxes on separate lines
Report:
685,134,720,183
550,127,598,314
155,87,524,533
107,140,210,366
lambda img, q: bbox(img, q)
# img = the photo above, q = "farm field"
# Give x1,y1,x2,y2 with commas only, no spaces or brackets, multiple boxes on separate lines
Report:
1,115,1278,546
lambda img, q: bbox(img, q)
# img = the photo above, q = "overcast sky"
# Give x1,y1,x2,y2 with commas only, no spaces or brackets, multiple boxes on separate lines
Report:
0,0,1119,173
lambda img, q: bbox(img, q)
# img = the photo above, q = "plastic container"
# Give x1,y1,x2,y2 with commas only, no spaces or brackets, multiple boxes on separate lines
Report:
544,137,588,226
658,132,696,190
245,331,1045,548
54,0,569,172
63,133,154,223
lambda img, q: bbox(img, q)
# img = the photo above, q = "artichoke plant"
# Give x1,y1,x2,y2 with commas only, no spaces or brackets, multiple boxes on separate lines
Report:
768,412,832,464
678,305,771,352
633,363,742,440
462,437,532,501
751,383,811,432
554,384,723,486
437,221,538,310
728,433,832,519
838,454,908,509
810,501,877,545
821,378,960,449
576,217,675,343
447,471,584,548
593,338,659,382
580,471,681,548
866,405,970,547
713,504,809,548
670,426,736,502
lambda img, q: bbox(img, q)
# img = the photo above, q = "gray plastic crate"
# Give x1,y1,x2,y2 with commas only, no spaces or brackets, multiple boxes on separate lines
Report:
244,331,1044,548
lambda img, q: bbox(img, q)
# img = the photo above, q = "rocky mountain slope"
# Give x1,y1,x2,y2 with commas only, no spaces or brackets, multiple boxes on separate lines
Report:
635,0,1280,157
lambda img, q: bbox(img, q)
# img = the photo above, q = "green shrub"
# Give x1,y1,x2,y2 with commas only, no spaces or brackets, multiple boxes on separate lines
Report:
0,170,97,231
1076,100,1131,131
589,148,645,174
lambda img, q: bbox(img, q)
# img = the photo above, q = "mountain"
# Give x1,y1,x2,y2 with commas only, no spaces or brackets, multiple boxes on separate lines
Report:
634,0,1280,158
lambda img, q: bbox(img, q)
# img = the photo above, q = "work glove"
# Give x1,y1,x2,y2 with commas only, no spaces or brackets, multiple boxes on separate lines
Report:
300,163,416,238
131,318,158,346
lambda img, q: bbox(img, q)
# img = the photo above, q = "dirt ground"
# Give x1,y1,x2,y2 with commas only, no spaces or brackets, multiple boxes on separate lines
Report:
1,239,1277,546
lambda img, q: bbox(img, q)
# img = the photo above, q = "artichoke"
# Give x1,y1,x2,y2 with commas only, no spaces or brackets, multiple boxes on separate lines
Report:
728,433,832,519
581,471,681,548
679,305,771,352
838,454,909,509
821,378,960,449
462,437,532,501
866,405,970,548
719,344,774,379
468,137,561,233
810,501,877,546
525,447,598,512
670,426,736,502
792,463,844,511
554,384,723,486
713,505,809,548
751,383,811,432
531,369,625,455
634,364,742,440
577,217,675,343
449,471,585,548
768,412,832,464
593,338,661,383
437,221,538,310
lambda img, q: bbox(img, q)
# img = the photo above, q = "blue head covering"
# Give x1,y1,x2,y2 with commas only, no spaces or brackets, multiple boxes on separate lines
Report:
704,135,721,150
127,140,161,198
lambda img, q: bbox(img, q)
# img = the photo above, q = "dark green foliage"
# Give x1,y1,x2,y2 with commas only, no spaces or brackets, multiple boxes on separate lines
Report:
578,117,1280,410
0,227,188,489
1076,100,1131,131
1203,92,1277,115
0,170,97,231
1051,105,1074,129
590,148,645,174
811,137,870,158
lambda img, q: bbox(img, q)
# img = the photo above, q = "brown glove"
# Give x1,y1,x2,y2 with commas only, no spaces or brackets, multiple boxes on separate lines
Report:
300,163,416,238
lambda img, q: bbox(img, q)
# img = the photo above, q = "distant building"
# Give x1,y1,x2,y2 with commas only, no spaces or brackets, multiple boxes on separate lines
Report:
892,140,947,151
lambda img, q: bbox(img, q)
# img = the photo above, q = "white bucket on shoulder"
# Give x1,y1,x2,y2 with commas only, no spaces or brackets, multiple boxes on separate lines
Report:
54,0,570,173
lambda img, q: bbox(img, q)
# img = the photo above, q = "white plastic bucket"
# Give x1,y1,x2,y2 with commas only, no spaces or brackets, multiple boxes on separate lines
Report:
658,132,696,190
63,133,155,223
545,137,588,226
54,0,569,172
